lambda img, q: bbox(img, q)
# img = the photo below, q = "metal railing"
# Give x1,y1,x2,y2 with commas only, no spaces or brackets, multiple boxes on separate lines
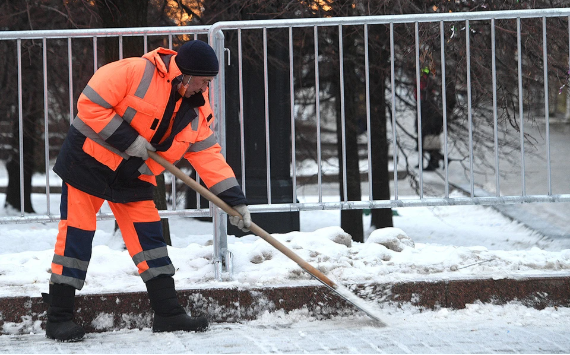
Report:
206,9,570,277
0,25,210,224
2,9,570,279
208,8,570,215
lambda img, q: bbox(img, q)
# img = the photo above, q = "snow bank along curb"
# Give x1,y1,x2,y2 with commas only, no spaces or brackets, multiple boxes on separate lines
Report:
1,274,569,335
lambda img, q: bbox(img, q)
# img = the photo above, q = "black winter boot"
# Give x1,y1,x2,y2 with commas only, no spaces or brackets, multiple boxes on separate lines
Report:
42,283,85,342
146,276,209,332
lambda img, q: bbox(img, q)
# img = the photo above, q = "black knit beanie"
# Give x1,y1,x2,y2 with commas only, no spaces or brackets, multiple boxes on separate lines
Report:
174,40,219,77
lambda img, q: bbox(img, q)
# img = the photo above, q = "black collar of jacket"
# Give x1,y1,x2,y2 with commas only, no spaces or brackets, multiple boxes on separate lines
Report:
172,76,207,108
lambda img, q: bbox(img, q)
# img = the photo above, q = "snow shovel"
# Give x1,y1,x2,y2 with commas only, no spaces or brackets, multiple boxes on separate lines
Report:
148,150,386,326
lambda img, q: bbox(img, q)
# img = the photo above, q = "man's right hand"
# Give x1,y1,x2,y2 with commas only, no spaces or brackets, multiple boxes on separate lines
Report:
125,135,155,160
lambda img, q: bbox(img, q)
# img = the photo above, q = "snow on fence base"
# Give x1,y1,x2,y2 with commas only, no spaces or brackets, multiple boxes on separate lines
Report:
1,275,569,335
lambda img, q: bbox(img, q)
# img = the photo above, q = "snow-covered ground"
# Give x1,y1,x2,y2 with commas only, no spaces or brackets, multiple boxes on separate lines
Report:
1,160,570,352
2,303,570,354
1,191,570,299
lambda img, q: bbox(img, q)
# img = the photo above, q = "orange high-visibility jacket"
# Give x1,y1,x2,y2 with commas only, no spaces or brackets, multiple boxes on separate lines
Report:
54,47,246,206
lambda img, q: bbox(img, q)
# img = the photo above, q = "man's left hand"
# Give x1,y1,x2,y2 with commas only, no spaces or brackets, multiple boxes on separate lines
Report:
229,204,251,232
125,135,155,160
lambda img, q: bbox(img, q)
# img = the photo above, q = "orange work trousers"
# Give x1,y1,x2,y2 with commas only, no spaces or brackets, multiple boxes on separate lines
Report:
50,183,174,289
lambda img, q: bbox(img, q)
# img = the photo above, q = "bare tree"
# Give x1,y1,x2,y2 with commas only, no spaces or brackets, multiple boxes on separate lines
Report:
0,0,98,213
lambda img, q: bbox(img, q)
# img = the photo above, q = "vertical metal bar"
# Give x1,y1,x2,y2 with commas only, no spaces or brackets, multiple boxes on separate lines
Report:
17,40,24,215
216,30,229,271
339,25,348,202
415,22,423,198
118,35,123,60
194,177,202,209
212,206,223,281
170,38,178,210
68,38,73,124
491,19,500,197
195,32,208,208
565,16,570,121
390,23,398,200
93,36,98,73
238,29,246,196
93,36,103,219
466,19,474,197
364,24,372,202
440,21,449,198
210,30,228,279
213,31,228,179
314,25,323,202
170,20,178,213
542,16,552,195
168,34,172,49
195,178,203,209
43,38,51,215
171,176,177,210
289,27,297,204
143,34,148,53
263,28,272,204
517,18,526,196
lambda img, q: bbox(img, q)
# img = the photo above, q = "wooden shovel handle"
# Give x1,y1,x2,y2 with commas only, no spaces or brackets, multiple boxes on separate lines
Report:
148,151,336,288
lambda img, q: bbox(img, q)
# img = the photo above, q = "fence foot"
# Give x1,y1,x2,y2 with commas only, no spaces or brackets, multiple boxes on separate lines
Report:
224,250,234,280
213,258,223,281
213,249,234,281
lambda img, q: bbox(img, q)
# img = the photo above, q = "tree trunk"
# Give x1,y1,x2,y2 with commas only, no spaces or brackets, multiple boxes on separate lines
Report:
96,0,149,62
5,104,36,213
338,117,365,242
336,27,364,243
5,150,35,213
369,25,393,230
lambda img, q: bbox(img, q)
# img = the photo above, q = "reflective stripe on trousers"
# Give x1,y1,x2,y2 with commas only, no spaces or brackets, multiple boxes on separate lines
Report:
51,183,175,289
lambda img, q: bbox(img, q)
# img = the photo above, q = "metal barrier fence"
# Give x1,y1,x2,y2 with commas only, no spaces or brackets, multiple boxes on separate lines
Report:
0,25,211,224
2,9,570,279
209,8,570,213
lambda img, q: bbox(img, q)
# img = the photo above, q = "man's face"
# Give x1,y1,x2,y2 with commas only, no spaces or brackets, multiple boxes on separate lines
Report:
178,75,214,98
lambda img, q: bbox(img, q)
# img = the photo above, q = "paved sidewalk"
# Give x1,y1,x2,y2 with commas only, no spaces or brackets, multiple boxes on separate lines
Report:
1,314,569,353
445,122,570,241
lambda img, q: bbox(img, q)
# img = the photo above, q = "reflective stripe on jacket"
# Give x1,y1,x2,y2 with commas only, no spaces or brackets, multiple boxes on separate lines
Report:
53,47,246,206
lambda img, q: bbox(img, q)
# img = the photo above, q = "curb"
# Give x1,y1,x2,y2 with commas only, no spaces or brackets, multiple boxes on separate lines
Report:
1,274,569,334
